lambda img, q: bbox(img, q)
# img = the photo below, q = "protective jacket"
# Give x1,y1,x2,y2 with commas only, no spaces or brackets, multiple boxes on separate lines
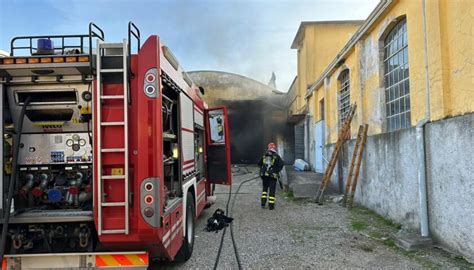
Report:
258,151,284,180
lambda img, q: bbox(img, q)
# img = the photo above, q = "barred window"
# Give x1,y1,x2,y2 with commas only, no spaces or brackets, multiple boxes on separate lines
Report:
384,18,410,131
338,70,350,123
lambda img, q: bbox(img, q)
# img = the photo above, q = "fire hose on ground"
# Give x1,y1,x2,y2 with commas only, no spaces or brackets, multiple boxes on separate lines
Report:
211,170,261,270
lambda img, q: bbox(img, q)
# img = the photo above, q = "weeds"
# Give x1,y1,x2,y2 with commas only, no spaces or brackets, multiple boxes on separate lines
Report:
351,221,368,231
349,206,472,269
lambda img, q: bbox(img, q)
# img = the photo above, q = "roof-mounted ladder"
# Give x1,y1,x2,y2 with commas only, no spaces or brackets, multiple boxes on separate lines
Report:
95,39,130,235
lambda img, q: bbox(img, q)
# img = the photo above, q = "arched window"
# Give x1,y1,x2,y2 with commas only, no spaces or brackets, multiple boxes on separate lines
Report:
384,18,410,131
338,69,350,124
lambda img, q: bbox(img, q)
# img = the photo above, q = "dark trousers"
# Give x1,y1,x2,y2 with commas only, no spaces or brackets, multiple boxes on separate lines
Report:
261,176,277,209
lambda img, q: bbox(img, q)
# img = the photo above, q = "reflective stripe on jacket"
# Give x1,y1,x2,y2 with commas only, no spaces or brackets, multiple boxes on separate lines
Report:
258,151,283,179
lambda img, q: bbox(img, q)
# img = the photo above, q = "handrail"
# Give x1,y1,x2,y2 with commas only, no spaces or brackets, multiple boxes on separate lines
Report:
10,34,90,56
8,22,105,76
89,22,105,73
128,21,141,79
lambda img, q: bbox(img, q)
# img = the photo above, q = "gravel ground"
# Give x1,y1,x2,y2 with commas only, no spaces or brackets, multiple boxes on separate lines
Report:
156,166,472,269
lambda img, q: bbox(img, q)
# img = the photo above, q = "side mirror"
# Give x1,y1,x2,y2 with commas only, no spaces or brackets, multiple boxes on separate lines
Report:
199,86,205,95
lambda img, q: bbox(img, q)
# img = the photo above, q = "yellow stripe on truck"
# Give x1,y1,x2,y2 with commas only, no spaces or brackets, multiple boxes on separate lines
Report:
97,255,121,266
125,254,147,265
96,253,149,267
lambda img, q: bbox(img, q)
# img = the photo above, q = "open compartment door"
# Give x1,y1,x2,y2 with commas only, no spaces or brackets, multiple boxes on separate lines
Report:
205,107,231,185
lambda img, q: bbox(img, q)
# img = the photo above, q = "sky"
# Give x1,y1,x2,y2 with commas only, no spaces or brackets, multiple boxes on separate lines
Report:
0,0,379,91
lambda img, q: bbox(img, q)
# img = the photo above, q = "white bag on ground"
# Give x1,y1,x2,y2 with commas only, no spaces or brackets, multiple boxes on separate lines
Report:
293,159,309,171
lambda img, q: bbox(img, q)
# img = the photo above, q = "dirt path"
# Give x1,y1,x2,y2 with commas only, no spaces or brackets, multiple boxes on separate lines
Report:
158,167,472,269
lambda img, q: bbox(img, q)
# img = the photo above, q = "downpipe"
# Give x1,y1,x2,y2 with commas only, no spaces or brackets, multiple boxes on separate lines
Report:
416,120,429,237
417,0,431,238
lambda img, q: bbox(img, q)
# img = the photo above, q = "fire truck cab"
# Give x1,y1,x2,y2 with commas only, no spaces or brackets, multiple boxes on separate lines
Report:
0,22,231,269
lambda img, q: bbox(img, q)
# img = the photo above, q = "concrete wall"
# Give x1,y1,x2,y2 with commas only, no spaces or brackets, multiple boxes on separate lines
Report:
324,113,474,261
325,122,421,228
425,113,474,262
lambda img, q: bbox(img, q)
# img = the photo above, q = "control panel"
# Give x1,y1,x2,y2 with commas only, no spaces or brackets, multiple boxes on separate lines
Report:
18,133,92,165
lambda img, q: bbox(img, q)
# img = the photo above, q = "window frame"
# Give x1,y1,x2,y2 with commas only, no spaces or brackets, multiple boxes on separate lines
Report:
382,17,411,132
337,69,351,125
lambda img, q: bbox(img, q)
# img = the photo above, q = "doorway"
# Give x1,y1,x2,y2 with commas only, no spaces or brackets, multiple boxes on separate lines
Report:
314,99,325,173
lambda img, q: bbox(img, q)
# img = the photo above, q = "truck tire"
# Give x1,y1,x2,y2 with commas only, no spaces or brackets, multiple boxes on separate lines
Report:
175,191,195,262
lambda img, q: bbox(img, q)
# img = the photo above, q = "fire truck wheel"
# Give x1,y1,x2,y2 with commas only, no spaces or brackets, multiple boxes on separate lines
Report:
175,191,195,262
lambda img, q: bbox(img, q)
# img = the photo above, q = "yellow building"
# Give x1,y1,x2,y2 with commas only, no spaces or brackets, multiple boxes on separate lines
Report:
288,21,363,118
288,0,473,262
306,0,473,143
287,20,363,162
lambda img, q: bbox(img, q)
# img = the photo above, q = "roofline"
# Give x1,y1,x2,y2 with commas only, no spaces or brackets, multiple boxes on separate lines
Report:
306,0,394,98
290,20,366,49
187,70,284,94
287,76,298,93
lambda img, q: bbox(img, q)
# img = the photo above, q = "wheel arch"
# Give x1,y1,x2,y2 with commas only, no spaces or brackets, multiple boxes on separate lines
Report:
181,177,197,233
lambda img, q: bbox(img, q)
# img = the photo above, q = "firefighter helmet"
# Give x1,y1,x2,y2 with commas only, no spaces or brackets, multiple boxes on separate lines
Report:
267,142,277,152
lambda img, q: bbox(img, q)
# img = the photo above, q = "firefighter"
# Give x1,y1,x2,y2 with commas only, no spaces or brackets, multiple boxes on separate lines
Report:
258,143,283,210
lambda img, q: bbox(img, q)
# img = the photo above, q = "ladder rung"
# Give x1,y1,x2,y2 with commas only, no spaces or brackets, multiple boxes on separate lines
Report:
102,229,127,234
102,175,125,180
101,69,124,73
100,43,124,49
101,95,124,99
102,202,126,207
101,148,125,153
101,122,125,126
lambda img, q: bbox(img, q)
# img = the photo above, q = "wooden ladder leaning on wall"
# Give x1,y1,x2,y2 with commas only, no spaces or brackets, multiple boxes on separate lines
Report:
315,104,357,205
342,124,369,209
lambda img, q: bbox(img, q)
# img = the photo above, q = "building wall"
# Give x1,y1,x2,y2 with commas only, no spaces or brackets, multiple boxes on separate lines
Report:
307,0,474,144
287,77,302,116
291,22,362,120
297,0,473,261
324,113,474,262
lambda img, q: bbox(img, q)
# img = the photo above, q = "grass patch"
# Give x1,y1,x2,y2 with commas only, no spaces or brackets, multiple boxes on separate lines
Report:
375,215,402,229
284,190,294,199
383,240,442,269
368,230,385,239
351,221,368,231
350,206,471,269
351,206,402,231
383,238,396,248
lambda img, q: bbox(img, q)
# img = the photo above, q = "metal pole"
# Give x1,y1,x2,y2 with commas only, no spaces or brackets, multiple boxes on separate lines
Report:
416,122,429,237
416,0,432,237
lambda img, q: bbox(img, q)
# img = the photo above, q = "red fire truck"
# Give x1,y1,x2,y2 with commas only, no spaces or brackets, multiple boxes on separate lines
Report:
0,22,231,269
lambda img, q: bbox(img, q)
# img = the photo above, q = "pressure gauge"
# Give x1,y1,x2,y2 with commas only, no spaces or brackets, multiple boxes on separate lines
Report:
72,144,80,152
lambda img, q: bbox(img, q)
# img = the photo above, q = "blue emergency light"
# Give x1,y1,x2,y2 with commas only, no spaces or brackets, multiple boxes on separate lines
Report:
37,38,54,55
